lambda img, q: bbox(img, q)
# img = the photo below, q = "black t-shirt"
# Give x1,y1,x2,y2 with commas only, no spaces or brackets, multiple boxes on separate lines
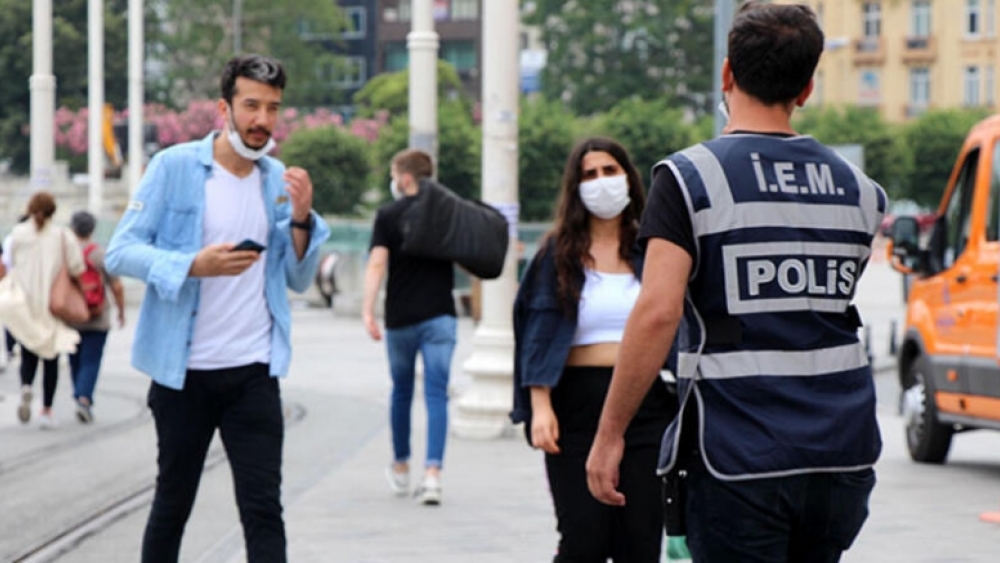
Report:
370,197,456,329
638,131,796,260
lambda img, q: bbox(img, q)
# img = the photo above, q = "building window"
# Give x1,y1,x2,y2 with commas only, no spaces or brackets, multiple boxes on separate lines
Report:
911,1,931,37
858,69,881,106
909,67,930,110
384,42,408,72
452,0,479,20
988,0,997,36
964,66,981,106
343,6,366,39
986,65,996,106
441,40,477,72
967,0,981,36
863,2,882,37
384,0,411,22
334,57,366,88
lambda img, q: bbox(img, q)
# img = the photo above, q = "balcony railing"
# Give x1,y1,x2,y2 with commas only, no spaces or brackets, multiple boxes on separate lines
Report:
853,36,885,66
902,35,937,64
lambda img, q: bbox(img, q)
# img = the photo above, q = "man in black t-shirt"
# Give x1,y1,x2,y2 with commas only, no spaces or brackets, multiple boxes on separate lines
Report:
363,149,457,506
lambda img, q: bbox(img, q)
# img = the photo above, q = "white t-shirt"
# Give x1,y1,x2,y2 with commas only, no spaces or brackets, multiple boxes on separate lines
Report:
188,162,272,370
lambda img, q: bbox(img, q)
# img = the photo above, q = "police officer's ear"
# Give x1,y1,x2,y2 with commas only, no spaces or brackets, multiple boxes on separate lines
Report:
794,79,815,108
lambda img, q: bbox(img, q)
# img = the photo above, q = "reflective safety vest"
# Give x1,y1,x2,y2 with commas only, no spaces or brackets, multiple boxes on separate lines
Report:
657,134,886,480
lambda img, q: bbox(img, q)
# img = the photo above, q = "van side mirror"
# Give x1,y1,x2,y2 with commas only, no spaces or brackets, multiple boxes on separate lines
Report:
892,216,920,256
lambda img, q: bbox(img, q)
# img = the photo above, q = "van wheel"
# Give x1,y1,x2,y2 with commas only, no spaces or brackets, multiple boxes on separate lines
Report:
902,358,953,463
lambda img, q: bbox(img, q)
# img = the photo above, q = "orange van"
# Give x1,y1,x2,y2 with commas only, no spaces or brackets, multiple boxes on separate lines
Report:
890,114,1000,464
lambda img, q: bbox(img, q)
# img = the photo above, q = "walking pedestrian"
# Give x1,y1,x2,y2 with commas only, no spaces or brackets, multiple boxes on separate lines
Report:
67,210,126,423
512,137,675,562
6,192,85,429
363,149,458,505
587,3,884,562
105,54,330,563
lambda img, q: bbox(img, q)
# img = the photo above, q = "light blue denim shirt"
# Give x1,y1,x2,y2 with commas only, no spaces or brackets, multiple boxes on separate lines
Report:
105,133,330,390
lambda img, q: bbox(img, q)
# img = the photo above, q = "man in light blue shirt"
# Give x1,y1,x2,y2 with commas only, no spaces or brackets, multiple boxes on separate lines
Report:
106,54,329,563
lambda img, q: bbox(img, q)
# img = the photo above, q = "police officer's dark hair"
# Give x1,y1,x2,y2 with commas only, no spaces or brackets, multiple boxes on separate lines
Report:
728,2,823,105
545,137,645,318
220,54,287,105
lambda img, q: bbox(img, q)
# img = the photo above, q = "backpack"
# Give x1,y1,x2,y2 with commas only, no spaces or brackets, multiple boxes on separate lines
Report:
79,244,105,319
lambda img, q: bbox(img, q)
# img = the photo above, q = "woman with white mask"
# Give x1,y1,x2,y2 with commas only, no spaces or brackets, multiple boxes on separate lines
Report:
512,137,676,562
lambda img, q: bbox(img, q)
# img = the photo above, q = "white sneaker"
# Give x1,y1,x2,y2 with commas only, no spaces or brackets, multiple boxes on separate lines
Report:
17,386,32,423
38,412,58,430
385,465,410,496
415,475,442,506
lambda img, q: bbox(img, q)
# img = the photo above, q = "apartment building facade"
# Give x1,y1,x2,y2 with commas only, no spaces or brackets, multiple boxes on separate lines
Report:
775,0,999,121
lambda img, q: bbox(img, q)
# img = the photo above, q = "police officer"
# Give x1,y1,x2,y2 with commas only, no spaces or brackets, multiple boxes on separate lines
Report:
587,3,885,562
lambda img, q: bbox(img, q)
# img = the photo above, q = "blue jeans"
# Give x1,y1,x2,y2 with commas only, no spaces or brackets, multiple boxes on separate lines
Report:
685,455,876,563
385,315,457,468
69,330,109,403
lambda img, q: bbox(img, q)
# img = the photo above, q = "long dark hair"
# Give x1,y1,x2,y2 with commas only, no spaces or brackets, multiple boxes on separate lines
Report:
543,137,645,317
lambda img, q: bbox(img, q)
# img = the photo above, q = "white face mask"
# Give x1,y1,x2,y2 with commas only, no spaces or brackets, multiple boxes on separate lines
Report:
579,174,631,220
390,179,404,200
226,105,275,161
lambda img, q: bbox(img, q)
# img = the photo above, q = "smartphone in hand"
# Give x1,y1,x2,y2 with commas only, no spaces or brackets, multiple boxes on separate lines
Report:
232,239,266,253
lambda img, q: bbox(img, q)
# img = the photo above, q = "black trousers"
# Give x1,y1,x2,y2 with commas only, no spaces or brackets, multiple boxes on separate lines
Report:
20,348,59,408
545,366,672,563
141,364,286,563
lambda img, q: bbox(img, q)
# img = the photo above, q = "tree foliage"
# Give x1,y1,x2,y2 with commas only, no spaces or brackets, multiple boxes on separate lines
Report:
794,106,912,200
0,0,134,173
352,61,467,118
518,97,579,222
147,0,344,108
373,102,481,201
525,0,714,116
598,98,695,187
901,108,994,207
280,125,372,216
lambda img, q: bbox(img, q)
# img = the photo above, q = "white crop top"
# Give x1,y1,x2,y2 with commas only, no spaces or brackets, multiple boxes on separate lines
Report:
571,269,641,346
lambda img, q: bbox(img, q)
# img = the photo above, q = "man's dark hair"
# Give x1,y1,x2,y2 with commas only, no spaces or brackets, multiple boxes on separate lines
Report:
220,54,287,104
728,2,824,105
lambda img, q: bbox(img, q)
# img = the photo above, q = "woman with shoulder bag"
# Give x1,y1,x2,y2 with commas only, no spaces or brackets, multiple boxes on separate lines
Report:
7,192,85,428
512,138,677,562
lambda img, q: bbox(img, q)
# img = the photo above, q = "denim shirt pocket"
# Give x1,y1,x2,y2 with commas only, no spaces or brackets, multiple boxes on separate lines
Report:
158,206,198,248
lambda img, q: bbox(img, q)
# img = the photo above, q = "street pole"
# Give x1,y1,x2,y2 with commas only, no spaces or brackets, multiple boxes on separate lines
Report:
30,0,56,192
233,0,243,54
407,0,438,161
88,0,104,215
713,0,735,138
127,0,144,198
452,0,519,439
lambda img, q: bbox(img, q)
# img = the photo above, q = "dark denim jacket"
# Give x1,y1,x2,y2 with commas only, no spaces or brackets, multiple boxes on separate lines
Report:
510,240,646,424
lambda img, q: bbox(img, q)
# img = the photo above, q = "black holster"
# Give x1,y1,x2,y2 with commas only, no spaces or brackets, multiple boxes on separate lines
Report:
662,461,690,537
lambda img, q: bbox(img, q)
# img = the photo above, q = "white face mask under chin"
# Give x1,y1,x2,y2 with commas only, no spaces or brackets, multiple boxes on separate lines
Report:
579,175,631,220
390,179,404,200
226,109,275,161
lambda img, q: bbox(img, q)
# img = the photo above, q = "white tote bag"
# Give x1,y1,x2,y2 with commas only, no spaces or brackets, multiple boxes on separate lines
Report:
0,274,49,352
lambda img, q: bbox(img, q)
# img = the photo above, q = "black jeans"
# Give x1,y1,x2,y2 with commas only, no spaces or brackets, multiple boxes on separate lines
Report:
545,366,672,563
20,348,59,408
685,455,876,563
142,364,286,563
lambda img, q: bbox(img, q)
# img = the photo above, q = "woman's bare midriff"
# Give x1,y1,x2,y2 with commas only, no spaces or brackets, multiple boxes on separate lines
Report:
565,342,620,367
